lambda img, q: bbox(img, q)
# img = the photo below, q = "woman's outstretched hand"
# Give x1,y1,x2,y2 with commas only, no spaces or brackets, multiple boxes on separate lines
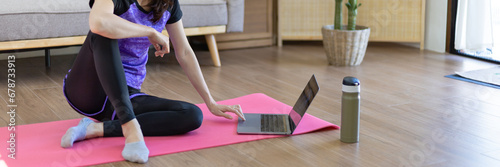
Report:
147,30,170,57
208,104,246,121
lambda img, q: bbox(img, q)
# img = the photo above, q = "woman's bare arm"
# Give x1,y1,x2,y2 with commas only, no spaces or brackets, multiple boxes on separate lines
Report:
166,20,245,120
90,0,169,54
89,0,156,39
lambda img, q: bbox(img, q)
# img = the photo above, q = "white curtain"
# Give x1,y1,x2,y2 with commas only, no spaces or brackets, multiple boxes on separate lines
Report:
455,0,494,51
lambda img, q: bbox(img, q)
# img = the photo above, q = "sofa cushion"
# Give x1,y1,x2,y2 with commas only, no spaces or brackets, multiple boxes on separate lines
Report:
0,0,242,42
179,0,228,28
225,0,244,32
0,0,90,14
0,0,90,42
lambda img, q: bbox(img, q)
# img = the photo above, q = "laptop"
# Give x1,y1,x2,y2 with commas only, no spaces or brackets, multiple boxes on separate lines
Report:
237,75,320,135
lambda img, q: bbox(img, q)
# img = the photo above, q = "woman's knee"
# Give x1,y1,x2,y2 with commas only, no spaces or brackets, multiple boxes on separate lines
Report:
183,103,203,130
89,31,117,46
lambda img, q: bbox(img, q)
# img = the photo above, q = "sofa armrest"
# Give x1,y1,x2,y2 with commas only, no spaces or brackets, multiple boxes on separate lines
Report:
226,0,244,32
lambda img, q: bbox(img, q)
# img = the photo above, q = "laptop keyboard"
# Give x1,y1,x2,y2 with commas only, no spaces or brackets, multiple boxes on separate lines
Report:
261,115,287,132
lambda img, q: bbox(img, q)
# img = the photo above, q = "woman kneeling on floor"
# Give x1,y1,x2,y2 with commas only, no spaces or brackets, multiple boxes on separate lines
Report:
61,0,245,163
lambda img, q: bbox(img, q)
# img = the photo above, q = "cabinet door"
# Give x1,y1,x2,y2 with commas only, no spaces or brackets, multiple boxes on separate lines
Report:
278,0,425,49
278,0,335,45
357,0,425,44
216,0,275,50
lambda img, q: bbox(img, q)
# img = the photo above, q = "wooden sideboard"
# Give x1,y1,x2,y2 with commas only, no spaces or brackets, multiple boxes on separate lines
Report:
277,0,426,50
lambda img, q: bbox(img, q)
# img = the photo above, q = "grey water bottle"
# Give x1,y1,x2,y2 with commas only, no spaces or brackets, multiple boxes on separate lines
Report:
340,76,360,143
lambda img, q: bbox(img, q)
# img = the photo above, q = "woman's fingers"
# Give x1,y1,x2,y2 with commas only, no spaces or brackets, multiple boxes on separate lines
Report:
150,32,170,57
152,44,163,57
211,109,232,119
224,105,245,121
155,50,164,57
153,44,160,51
219,112,233,119
208,104,246,120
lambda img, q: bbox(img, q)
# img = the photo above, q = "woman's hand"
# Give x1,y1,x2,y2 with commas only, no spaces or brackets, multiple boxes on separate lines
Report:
208,103,246,121
147,30,170,57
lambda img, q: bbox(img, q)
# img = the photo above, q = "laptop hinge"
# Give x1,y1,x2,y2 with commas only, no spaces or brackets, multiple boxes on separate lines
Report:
288,116,296,133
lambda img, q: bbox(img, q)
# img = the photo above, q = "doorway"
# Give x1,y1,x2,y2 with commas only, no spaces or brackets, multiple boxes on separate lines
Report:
448,0,500,63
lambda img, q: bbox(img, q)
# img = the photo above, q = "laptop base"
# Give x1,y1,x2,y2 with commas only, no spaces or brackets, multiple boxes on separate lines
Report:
237,113,291,135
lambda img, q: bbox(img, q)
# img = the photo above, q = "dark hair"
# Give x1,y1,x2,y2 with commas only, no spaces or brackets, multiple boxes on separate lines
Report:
149,0,173,23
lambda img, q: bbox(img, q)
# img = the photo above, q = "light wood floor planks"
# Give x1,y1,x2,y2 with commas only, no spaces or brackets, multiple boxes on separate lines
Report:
1,42,500,166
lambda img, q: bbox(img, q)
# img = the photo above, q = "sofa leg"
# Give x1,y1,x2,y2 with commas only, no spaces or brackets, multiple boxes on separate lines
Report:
205,34,221,67
45,48,51,68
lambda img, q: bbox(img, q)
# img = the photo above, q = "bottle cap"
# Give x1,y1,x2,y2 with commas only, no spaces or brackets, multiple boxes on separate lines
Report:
342,76,360,86
342,76,360,92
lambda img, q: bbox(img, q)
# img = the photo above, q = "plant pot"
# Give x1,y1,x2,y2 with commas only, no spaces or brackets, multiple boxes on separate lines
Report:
321,25,370,66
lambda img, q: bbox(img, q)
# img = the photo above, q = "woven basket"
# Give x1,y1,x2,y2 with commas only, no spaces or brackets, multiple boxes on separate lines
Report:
322,25,371,66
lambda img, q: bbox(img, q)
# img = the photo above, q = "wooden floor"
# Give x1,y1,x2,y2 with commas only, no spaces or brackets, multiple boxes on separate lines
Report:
1,42,500,166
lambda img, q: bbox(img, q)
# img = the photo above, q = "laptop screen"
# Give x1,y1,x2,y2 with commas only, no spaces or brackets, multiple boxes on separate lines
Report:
289,75,320,130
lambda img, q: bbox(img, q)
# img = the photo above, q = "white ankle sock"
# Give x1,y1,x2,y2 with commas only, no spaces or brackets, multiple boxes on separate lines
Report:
61,117,93,148
122,141,149,163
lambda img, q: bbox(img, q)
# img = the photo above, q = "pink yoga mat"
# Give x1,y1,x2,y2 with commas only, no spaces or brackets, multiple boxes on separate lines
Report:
0,93,338,166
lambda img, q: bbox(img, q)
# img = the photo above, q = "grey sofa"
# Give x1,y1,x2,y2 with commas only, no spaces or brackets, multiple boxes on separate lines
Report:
0,0,244,67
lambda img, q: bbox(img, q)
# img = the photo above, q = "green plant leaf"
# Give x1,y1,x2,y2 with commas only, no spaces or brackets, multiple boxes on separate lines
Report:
345,2,352,9
334,0,343,30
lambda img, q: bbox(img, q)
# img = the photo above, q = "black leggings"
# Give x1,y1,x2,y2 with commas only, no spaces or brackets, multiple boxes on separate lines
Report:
64,31,203,137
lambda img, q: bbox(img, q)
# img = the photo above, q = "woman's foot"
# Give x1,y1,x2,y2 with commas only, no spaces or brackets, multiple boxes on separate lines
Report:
122,141,149,163
121,119,149,163
61,117,95,148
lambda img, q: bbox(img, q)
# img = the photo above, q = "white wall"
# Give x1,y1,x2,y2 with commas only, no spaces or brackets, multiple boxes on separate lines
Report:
424,0,448,53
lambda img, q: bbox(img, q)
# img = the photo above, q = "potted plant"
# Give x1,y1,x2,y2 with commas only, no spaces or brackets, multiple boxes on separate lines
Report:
322,0,371,66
